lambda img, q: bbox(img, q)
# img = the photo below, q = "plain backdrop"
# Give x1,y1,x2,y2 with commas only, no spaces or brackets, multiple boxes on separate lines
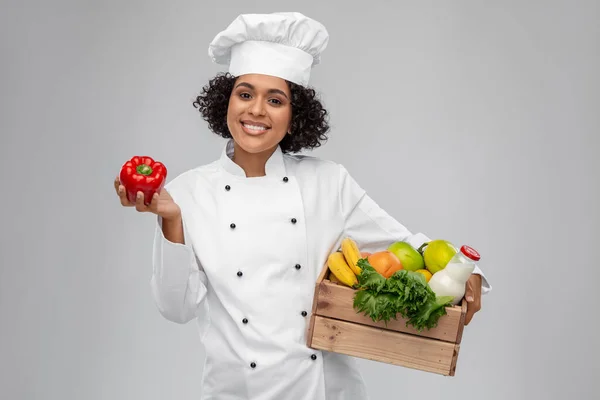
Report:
1,1,598,399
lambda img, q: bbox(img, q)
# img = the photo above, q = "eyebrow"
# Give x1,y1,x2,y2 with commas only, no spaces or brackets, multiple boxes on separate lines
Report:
235,82,289,100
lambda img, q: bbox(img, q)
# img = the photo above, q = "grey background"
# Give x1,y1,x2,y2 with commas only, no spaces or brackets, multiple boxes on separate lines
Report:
1,0,598,399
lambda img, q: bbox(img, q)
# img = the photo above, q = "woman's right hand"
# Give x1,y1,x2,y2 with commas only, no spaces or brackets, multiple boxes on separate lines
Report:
114,176,181,221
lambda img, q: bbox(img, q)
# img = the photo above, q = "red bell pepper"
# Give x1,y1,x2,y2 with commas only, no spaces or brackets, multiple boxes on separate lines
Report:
119,156,167,205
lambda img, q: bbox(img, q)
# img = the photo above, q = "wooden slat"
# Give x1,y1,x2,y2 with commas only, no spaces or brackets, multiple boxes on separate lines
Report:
455,299,468,344
450,344,460,376
316,261,330,284
315,280,464,343
311,316,457,376
307,262,333,348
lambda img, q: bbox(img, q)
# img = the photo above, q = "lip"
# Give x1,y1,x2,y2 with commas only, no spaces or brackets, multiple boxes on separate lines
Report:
241,119,271,128
240,120,270,136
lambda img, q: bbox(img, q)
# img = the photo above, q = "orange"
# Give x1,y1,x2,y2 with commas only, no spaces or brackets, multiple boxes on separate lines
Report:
415,269,433,282
368,250,403,278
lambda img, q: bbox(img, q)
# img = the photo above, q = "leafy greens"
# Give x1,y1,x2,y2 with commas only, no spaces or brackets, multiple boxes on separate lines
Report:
352,258,454,332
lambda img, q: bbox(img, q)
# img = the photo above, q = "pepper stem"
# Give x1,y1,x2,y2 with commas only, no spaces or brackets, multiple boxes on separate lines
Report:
136,164,153,175
417,242,429,255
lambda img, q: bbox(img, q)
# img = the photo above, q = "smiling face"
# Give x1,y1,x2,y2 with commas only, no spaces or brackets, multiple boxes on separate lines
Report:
226,74,292,155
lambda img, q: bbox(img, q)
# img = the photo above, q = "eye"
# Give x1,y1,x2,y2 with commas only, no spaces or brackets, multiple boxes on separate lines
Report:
239,92,251,99
269,98,283,105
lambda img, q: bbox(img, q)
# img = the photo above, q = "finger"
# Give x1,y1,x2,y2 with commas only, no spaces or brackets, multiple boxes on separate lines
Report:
114,176,126,198
464,291,481,326
118,185,134,206
465,278,476,303
465,306,474,325
115,176,132,206
464,281,474,325
135,191,149,212
149,192,159,214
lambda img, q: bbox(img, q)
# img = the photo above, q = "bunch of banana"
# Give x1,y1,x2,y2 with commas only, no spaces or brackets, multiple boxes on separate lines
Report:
341,237,362,275
327,252,358,287
327,237,365,288
329,273,341,284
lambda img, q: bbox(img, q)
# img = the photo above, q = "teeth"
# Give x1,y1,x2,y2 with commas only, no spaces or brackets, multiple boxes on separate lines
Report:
243,123,268,131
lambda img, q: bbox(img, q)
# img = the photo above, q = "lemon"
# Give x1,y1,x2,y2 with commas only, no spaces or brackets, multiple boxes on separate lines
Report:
415,269,432,282
422,239,457,274
387,241,425,272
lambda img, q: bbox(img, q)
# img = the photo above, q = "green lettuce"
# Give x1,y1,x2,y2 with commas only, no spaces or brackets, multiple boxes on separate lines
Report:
352,258,453,332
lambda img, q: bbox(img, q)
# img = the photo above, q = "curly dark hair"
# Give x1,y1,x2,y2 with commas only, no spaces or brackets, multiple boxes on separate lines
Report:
192,72,330,153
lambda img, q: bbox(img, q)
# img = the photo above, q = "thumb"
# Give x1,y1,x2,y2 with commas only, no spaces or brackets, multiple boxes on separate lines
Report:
464,281,474,302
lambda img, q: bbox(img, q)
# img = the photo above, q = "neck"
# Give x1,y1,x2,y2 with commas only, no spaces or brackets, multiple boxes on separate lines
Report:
232,142,278,177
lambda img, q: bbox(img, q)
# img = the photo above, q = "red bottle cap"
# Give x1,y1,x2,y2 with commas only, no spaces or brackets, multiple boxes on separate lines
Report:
460,245,480,261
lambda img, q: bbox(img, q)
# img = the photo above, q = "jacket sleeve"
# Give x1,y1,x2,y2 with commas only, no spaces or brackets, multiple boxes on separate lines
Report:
150,213,208,323
338,164,492,294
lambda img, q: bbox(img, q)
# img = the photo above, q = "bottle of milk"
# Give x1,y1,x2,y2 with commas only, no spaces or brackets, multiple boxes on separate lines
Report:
427,245,481,306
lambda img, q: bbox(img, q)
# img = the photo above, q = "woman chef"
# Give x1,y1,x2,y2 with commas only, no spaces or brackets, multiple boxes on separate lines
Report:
114,12,491,400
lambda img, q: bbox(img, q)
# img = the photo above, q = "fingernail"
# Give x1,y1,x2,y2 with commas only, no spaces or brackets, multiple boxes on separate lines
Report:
466,296,474,302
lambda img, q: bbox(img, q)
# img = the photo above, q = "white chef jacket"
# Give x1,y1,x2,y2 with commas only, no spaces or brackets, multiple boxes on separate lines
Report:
151,139,491,400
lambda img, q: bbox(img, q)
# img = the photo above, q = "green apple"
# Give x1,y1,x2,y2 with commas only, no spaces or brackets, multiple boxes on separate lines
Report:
387,241,425,272
422,239,457,274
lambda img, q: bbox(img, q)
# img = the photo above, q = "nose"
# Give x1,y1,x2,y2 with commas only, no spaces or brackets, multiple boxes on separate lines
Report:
248,98,266,116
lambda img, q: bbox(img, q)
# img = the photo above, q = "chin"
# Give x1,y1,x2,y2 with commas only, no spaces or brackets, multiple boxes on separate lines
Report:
232,129,283,154
235,136,279,154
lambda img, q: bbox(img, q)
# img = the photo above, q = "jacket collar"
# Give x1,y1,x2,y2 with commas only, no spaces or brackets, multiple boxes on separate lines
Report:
219,138,287,178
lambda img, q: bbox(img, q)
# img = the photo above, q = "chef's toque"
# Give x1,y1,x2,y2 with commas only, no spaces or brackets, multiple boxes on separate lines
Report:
208,12,329,86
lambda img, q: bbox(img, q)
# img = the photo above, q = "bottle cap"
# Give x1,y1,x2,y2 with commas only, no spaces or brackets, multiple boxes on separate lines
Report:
460,245,481,261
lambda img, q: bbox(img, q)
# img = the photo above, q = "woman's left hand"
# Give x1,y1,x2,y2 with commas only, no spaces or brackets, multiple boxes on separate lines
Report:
464,274,482,325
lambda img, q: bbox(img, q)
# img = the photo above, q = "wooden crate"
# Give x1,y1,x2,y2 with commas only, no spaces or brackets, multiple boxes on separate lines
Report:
306,263,467,376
